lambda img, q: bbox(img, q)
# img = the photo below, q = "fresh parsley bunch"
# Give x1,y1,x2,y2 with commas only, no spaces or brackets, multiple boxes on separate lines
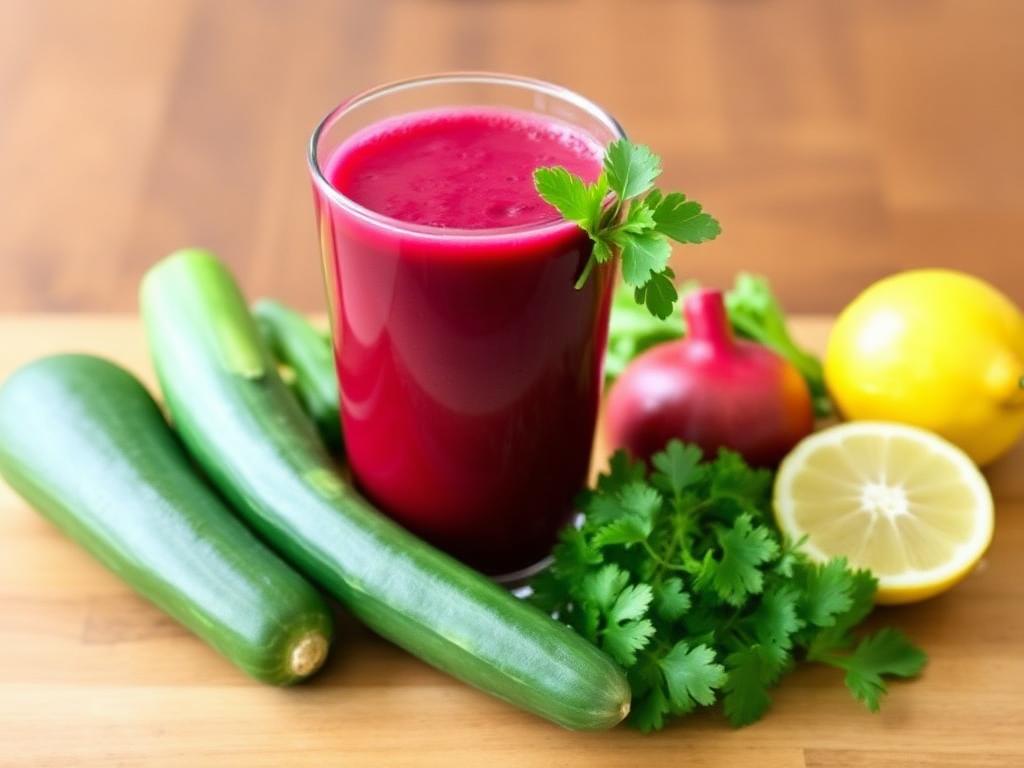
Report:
530,441,926,732
534,140,720,319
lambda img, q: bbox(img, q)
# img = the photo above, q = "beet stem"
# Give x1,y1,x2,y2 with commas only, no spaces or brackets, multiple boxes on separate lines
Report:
684,289,734,352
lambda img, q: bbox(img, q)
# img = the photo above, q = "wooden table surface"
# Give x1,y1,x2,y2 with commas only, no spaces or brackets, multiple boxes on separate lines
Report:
1,315,1022,767
2,0,1023,314
2,1,1023,764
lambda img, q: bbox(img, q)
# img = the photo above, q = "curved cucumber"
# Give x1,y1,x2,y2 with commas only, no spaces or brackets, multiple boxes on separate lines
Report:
142,250,630,730
0,355,333,684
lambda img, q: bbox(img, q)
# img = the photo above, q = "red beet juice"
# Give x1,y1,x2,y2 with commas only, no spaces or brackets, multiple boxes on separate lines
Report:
313,105,616,574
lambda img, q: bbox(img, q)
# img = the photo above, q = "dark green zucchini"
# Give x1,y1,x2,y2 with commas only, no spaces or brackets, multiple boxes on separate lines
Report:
252,299,342,453
0,355,332,684
142,249,630,730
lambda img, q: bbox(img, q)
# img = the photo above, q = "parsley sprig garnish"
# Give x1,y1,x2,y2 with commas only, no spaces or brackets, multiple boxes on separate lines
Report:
530,441,927,731
534,140,720,319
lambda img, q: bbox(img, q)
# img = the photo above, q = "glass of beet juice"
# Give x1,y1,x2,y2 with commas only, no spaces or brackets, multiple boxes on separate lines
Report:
309,73,624,578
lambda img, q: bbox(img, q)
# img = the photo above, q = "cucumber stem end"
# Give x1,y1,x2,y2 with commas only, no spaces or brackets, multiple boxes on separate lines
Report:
289,632,329,678
619,699,631,722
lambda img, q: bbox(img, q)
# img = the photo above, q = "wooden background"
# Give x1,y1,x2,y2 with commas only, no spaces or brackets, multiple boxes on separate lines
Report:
1,0,1022,313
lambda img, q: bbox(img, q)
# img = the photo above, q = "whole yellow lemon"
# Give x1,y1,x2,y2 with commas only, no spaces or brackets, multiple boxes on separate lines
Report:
826,270,1024,466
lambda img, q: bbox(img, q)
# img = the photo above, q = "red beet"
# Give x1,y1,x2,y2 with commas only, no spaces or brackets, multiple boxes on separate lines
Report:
605,288,814,467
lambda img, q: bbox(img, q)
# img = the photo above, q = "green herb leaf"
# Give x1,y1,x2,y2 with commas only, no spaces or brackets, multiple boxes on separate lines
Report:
603,593,656,667
547,526,601,587
659,642,726,713
534,166,603,228
533,140,718,319
610,582,655,625
583,563,631,613
634,268,679,320
586,494,631,526
591,237,615,264
651,441,703,498
723,645,774,726
619,200,657,234
751,584,803,677
709,450,774,512
806,567,879,657
829,629,928,712
654,577,691,621
800,558,856,628
604,140,661,200
699,514,780,606
620,481,664,519
593,515,653,549
650,191,721,243
614,229,673,287
603,619,656,666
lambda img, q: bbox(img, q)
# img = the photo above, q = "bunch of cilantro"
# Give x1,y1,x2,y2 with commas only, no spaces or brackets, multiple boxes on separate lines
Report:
530,441,926,732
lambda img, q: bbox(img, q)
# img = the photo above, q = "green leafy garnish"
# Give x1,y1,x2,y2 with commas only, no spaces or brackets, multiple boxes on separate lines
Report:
529,440,926,732
813,628,928,712
534,140,720,320
604,273,832,417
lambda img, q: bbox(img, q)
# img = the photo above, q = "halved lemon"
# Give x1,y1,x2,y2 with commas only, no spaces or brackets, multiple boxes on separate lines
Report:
774,421,994,604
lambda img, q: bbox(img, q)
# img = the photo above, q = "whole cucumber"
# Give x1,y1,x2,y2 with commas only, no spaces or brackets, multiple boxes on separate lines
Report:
142,249,631,730
0,355,333,684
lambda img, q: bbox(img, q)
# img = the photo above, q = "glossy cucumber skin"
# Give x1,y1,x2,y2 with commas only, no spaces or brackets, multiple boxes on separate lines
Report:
142,250,631,730
252,298,342,453
0,355,333,685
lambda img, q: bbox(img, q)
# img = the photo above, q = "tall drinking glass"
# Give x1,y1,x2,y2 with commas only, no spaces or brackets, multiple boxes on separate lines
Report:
309,73,625,577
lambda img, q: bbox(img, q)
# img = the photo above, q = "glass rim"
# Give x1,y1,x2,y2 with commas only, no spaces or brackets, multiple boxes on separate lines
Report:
307,71,627,240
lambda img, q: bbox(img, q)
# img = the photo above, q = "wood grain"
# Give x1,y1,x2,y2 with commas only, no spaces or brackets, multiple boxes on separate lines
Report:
1,0,1023,314
0,316,1022,767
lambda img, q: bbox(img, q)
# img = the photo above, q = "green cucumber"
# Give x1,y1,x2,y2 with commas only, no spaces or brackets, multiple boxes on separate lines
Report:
252,299,342,453
0,355,333,684
142,249,631,730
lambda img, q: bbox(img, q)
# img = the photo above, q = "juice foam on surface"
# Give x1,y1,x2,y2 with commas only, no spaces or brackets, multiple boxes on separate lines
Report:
327,107,603,231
